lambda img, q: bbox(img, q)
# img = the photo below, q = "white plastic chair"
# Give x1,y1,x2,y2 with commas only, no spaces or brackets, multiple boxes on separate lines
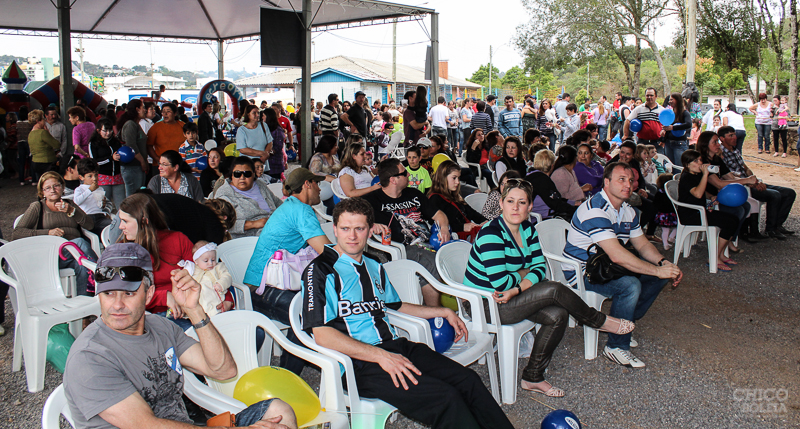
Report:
13,215,76,295
267,182,284,199
42,384,75,429
320,222,337,243
216,237,260,311
464,158,489,193
536,218,608,360
383,260,500,403
435,241,536,405
100,224,113,247
183,311,349,429
0,236,101,392
387,132,405,160
331,178,348,201
290,294,410,429
81,228,103,256
665,180,723,273
465,193,489,214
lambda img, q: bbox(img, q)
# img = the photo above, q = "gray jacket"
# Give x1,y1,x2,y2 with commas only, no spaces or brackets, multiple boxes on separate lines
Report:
215,179,283,238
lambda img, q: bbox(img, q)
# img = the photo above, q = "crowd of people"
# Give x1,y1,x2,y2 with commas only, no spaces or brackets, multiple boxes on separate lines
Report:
1,85,797,429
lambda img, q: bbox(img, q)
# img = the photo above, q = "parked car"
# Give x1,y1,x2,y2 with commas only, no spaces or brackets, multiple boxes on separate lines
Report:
736,107,751,115
699,103,713,114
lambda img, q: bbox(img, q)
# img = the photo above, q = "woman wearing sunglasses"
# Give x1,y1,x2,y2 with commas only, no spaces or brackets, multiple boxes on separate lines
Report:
117,193,233,329
146,150,204,202
463,179,634,397
214,156,283,239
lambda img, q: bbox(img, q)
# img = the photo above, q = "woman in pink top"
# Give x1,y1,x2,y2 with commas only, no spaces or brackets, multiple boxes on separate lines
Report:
550,145,591,203
689,118,702,146
68,106,95,158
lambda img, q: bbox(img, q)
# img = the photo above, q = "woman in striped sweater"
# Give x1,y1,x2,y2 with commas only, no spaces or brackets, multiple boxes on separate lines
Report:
463,179,635,397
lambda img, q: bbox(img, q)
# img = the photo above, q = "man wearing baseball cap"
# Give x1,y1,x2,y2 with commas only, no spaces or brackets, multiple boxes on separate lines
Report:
63,243,298,428
244,168,332,374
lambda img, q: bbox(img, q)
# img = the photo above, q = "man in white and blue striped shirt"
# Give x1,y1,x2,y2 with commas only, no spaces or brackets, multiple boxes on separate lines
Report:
563,162,683,368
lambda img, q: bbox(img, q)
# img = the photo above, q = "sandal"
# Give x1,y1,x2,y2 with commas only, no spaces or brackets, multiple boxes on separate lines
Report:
782,153,788,158
721,258,738,266
716,262,732,271
599,317,636,335
773,152,780,157
758,150,763,154
521,380,565,398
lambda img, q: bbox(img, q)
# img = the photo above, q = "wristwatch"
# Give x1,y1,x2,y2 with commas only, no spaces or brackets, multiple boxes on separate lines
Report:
192,316,211,330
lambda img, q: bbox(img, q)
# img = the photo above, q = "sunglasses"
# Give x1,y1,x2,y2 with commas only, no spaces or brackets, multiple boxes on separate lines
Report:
392,170,409,178
95,266,148,284
233,170,254,178
505,178,533,190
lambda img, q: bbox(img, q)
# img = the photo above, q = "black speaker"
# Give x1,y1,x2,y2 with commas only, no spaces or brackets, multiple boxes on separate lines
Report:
260,7,306,68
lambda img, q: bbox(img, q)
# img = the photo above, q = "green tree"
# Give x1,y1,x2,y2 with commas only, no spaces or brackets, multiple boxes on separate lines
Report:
501,66,528,89
468,64,501,87
721,69,747,102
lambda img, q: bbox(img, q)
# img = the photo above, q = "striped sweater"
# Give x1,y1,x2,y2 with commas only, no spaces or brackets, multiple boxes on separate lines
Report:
463,216,547,292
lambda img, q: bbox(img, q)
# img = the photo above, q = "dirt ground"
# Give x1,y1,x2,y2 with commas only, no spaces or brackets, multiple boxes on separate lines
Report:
0,136,798,428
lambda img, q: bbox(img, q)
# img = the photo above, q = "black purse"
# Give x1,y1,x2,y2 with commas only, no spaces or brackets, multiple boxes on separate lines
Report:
585,240,640,284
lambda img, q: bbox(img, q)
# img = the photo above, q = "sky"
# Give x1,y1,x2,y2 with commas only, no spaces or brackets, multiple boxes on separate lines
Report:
0,0,679,81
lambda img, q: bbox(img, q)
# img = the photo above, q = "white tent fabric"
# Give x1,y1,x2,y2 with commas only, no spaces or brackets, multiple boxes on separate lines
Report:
0,0,433,41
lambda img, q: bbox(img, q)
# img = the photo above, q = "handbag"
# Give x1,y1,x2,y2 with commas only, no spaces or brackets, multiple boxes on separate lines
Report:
585,240,640,284
256,246,319,294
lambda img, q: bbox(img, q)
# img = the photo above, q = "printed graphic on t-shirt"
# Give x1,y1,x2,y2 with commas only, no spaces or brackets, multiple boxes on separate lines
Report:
140,354,188,422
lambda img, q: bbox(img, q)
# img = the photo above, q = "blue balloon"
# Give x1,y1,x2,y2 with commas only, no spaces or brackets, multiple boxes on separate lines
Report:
429,223,451,250
427,317,455,353
541,410,582,429
659,109,675,126
717,183,748,207
671,129,686,137
371,176,380,186
195,156,209,170
611,133,622,143
629,119,643,132
117,146,135,163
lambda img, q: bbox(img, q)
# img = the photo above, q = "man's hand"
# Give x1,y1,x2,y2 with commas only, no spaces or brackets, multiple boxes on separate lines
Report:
755,182,767,192
441,307,468,343
377,350,422,390
170,269,201,312
371,223,390,237
656,263,682,283
638,189,648,198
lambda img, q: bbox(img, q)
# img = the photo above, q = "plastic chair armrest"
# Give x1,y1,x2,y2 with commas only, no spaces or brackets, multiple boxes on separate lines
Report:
541,251,586,294
229,282,253,311
368,236,406,260
385,309,434,348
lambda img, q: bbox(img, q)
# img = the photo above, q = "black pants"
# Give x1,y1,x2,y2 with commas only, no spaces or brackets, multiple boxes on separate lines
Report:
638,197,658,236
750,185,796,231
249,287,306,375
352,338,513,429
497,281,606,383
685,210,739,241
772,129,788,153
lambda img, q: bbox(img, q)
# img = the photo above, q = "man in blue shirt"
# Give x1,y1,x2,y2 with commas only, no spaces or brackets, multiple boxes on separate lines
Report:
497,95,522,138
303,198,513,429
563,162,683,368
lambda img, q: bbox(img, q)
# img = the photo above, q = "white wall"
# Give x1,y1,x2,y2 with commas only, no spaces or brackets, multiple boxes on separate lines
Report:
704,95,754,108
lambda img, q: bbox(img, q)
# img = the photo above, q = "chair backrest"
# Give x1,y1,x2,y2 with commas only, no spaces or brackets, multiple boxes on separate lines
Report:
320,222,337,243
14,214,22,229
435,240,472,284
216,237,260,286
465,193,488,214
100,225,113,247
331,178,348,200
0,236,70,309
535,218,570,283
383,260,423,305
266,182,284,199
42,384,74,429
385,131,402,153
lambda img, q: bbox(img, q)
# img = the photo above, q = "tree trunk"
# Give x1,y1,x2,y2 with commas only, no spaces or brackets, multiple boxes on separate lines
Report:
789,0,798,115
632,37,642,96
642,35,672,96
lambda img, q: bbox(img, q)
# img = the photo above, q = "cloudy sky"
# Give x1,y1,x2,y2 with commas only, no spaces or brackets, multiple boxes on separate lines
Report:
0,0,678,81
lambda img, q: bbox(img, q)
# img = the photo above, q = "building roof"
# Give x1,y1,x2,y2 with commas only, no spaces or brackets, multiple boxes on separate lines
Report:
235,55,481,89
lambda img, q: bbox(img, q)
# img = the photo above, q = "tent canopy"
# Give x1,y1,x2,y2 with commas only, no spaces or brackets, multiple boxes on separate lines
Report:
0,0,434,42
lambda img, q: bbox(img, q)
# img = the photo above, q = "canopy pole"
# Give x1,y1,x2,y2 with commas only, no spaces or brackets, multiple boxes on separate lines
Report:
430,13,439,108
217,39,225,110
57,0,74,144
301,0,313,165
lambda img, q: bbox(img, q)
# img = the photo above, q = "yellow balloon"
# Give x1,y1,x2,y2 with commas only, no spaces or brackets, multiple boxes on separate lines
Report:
233,366,321,426
432,154,451,173
224,143,239,157
441,294,459,312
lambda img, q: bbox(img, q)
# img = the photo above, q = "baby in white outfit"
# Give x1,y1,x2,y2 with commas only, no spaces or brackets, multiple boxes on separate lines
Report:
178,241,232,317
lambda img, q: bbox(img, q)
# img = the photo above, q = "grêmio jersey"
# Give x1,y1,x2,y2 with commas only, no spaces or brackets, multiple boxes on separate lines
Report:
302,245,402,346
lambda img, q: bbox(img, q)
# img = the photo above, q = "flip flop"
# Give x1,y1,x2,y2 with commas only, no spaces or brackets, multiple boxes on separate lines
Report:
720,258,738,266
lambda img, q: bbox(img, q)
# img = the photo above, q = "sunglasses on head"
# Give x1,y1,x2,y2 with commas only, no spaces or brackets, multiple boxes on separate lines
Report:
95,266,147,284
232,170,254,178
505,178,533,190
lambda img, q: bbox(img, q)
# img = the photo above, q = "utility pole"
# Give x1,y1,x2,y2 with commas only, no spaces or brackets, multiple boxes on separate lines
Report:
392,19,397,103
586,61,590,100
488,46,493,95
75,36,85,86
686,0,697,83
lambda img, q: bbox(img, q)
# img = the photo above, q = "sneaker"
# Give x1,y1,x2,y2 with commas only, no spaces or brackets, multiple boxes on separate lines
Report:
630,337,639,348
795,167,800,172
603,346,646,368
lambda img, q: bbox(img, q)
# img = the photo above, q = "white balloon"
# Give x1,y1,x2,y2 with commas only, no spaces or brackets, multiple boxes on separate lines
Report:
318,180,333,201
204,139,217,151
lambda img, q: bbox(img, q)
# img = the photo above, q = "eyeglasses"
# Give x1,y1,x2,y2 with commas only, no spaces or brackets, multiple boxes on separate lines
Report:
232,170,254,178
159,163,173,168
392,170,409,178
95,266,147,284
43,184,64,192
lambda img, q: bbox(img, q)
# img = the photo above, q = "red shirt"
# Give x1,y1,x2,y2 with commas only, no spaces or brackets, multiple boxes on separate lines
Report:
278,116,292,136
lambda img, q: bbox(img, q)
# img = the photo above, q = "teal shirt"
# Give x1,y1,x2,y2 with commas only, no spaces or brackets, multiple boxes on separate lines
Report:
244,196,325,285
463,216,547,292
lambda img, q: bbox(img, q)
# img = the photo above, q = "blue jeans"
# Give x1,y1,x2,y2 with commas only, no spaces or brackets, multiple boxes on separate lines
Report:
59,238,97,296
235,399,277,426
546,134,557,152
735,130,746,153
120,164,145,197
598,124,608,141
584,274,667,350
755,124,771,151
663,139,689,166
101,184,126,210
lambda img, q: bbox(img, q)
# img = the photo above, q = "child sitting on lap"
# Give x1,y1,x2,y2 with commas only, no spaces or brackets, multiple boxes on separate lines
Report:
178,241,232,317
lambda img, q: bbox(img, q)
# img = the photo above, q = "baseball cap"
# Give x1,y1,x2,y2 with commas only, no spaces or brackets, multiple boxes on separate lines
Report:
355,91,366,98
284,168,325,193
416,137,432,148
95,243,153,293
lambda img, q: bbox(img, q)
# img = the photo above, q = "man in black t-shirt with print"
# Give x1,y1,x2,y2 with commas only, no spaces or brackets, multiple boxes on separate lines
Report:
342,91,368,137
364,158,451,306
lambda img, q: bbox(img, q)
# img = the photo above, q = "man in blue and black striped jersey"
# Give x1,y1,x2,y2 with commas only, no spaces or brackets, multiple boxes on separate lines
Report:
302,198,513,429
563,162,683,369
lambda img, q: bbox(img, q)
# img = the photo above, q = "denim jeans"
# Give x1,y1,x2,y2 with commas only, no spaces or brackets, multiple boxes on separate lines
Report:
755,124,771,151
101,184,126,210
735,130,746,153
663,139,688,166
120,164,145,197
584,274,667,350
60,238,97,296
235,399,276,426
598,124,608,141
546,134,557,152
